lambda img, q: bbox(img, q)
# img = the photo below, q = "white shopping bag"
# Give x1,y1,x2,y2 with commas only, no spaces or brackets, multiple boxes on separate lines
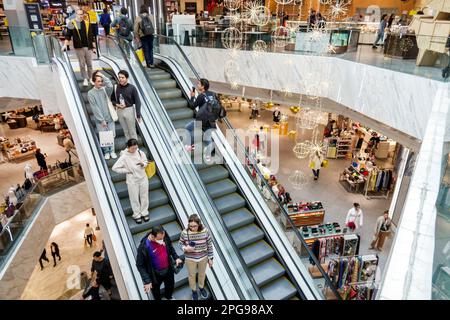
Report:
99,130,114,148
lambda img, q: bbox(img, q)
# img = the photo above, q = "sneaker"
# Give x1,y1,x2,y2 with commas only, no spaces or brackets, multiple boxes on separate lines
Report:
192,291,198,300
110,152,117,159
83,79,89,86
204,155,212,162
149,64,155,68
134,217,143,224
104,153,111,160
143,215,150,222
372,45,377,49
199,288,208,299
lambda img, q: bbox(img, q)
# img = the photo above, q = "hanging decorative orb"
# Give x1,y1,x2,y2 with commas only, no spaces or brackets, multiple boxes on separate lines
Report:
272,26,290,48
307,141,327,155
288,170,310,190
308,109,329,126
222,27,243,49
328,2,349,19
230,81,240,90
244,3,271,26
275,0,293,5
252,40,267,53
224,0,242,11
228,12,243,24
293,141,312,159
224,59,240,84
296,108,317,130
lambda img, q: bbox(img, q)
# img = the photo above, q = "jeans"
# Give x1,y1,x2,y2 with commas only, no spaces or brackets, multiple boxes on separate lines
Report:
140,34,154,67
86,234,93,247
151,268,175,300
102,24,110,36
185,120,197,146
74,47,93,80
312,169,320,178
117,107,137,141
96,121,116,155
203,128,216,156
373,32,384,46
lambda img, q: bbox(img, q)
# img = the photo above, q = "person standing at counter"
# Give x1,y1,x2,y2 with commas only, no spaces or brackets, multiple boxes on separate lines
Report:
35,148,48,171
372,14,388,49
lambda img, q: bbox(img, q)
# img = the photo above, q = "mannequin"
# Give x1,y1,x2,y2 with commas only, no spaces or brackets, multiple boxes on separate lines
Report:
273,107,281,123
8,187,17,206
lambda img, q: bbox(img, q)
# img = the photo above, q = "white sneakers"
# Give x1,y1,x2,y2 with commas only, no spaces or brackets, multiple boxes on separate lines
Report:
110,152,117,159
104,153,111,160
83,79,89,86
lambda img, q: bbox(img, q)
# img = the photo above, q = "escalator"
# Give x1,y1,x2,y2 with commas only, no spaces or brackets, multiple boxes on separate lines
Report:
141,65,301,300
75,68,206,299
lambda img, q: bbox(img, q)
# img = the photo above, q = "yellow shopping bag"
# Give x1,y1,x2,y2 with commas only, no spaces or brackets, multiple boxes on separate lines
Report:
136,48,145,64
145,161,156,178
322,159,329,168
309,162,315,169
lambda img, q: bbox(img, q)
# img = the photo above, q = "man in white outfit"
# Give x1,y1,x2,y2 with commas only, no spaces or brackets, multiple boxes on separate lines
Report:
345,202,363,230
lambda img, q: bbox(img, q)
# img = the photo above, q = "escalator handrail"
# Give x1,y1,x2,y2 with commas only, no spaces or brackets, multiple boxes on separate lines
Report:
49,36,147,299
152,39,340,299
100,36,261,300
221,118,341,299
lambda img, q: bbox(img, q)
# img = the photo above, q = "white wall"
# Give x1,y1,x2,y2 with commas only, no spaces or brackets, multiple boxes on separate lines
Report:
0,56,64,114
160,45,444,141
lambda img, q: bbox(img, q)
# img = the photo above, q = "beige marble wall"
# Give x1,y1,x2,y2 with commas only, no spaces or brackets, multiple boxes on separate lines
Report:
0,182,93,299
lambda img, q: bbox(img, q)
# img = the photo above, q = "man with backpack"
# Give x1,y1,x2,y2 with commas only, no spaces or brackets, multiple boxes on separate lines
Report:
134,5,155,68
111,7,133,55
185,78,226,162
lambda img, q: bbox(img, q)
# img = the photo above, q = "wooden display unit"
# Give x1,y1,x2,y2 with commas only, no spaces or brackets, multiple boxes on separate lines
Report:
282,204,325,228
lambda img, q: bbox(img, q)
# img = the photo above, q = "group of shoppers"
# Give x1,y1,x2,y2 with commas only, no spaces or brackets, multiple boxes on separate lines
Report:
38,242,61,270
63,5,156,87
136,214,214,300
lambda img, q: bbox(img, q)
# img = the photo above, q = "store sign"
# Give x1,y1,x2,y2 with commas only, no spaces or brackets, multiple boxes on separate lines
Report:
24,3,44,31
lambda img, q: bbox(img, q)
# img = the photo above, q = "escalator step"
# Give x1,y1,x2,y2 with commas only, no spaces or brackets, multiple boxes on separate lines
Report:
114,136,143,151
198,165,229,184
146,68,169,76
214,193,246,215
152,79,177,90
126,204,177,234
172,240,184,259
114,175,162,198
222,208,255,231
172,118,193,130
250,258,286,287
110,171,126,183
240,241,275,267
260,277,297,300
231,224,264,248
206,179,237,199
148,73,172,81
167,108,194,121
120,188,169,216
161,98,188,110
156,88,182,100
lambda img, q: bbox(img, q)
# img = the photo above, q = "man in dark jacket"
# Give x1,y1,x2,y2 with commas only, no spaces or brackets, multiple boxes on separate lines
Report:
136,226,183,300
63,9,96,86
184,78,219,162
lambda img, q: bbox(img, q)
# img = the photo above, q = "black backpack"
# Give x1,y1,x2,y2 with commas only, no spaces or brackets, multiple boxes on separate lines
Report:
204,93,226,121
140,14,154,36
118,17,131,37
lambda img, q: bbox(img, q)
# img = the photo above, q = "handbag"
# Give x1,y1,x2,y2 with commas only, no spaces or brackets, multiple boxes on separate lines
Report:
99,130,114,148
104,87,118,122
145,161,156,179
92,234,97,241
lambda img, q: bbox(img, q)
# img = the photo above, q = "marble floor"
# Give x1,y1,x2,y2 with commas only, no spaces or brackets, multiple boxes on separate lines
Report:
0,118,70,197
21,209,104,300
225,105,394,274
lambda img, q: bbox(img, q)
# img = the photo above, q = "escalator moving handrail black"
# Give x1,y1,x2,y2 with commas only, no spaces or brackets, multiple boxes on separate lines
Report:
49,36,145,298
109,36,263,300
221,117,341,300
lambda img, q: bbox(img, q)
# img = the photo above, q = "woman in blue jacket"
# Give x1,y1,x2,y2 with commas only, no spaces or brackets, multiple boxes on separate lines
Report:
100,8,112,36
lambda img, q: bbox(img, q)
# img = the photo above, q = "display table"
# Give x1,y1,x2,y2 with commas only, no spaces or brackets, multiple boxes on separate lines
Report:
9,115,27,128
384,33,419,59
339,166,366,193
282,201,325,228
2,137,37,162
295,28,360,53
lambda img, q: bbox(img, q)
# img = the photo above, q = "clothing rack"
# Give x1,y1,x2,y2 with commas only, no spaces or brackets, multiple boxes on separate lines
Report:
363,168,392,199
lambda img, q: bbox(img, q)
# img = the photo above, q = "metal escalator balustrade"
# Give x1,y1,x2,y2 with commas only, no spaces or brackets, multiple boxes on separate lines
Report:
120,37,307,300
102,37,262,300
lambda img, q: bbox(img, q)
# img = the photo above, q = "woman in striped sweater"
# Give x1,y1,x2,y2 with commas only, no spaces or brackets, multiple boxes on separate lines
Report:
179,214,214,300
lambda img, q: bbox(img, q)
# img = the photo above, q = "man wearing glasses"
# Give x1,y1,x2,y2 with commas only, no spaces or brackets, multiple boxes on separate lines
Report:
63,9,97,86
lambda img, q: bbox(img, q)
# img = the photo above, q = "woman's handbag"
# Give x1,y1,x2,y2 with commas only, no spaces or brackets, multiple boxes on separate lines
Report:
104,87,118,122
92,234,97,242
145,161,156,178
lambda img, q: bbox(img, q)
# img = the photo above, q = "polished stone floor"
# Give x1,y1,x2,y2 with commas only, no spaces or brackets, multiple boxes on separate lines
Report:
225,104,394,275
0,119,70,195
21,209,104,300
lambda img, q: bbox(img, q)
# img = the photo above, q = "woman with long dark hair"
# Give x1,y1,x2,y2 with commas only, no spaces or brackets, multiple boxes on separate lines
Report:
50,242,61,267
179,214,214,300
372,14,388,49
35,148,47,171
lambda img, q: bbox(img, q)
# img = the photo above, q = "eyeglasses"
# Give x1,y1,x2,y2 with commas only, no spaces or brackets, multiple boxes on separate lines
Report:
189,224,198,229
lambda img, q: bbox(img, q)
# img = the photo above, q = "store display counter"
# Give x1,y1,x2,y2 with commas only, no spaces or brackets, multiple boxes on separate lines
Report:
295,28,360,54
282,202,325,228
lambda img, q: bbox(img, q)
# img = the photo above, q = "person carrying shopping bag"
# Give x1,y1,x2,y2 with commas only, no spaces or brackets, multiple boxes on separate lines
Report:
88,70,117,160
112,138,149,224
179,214,214,300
